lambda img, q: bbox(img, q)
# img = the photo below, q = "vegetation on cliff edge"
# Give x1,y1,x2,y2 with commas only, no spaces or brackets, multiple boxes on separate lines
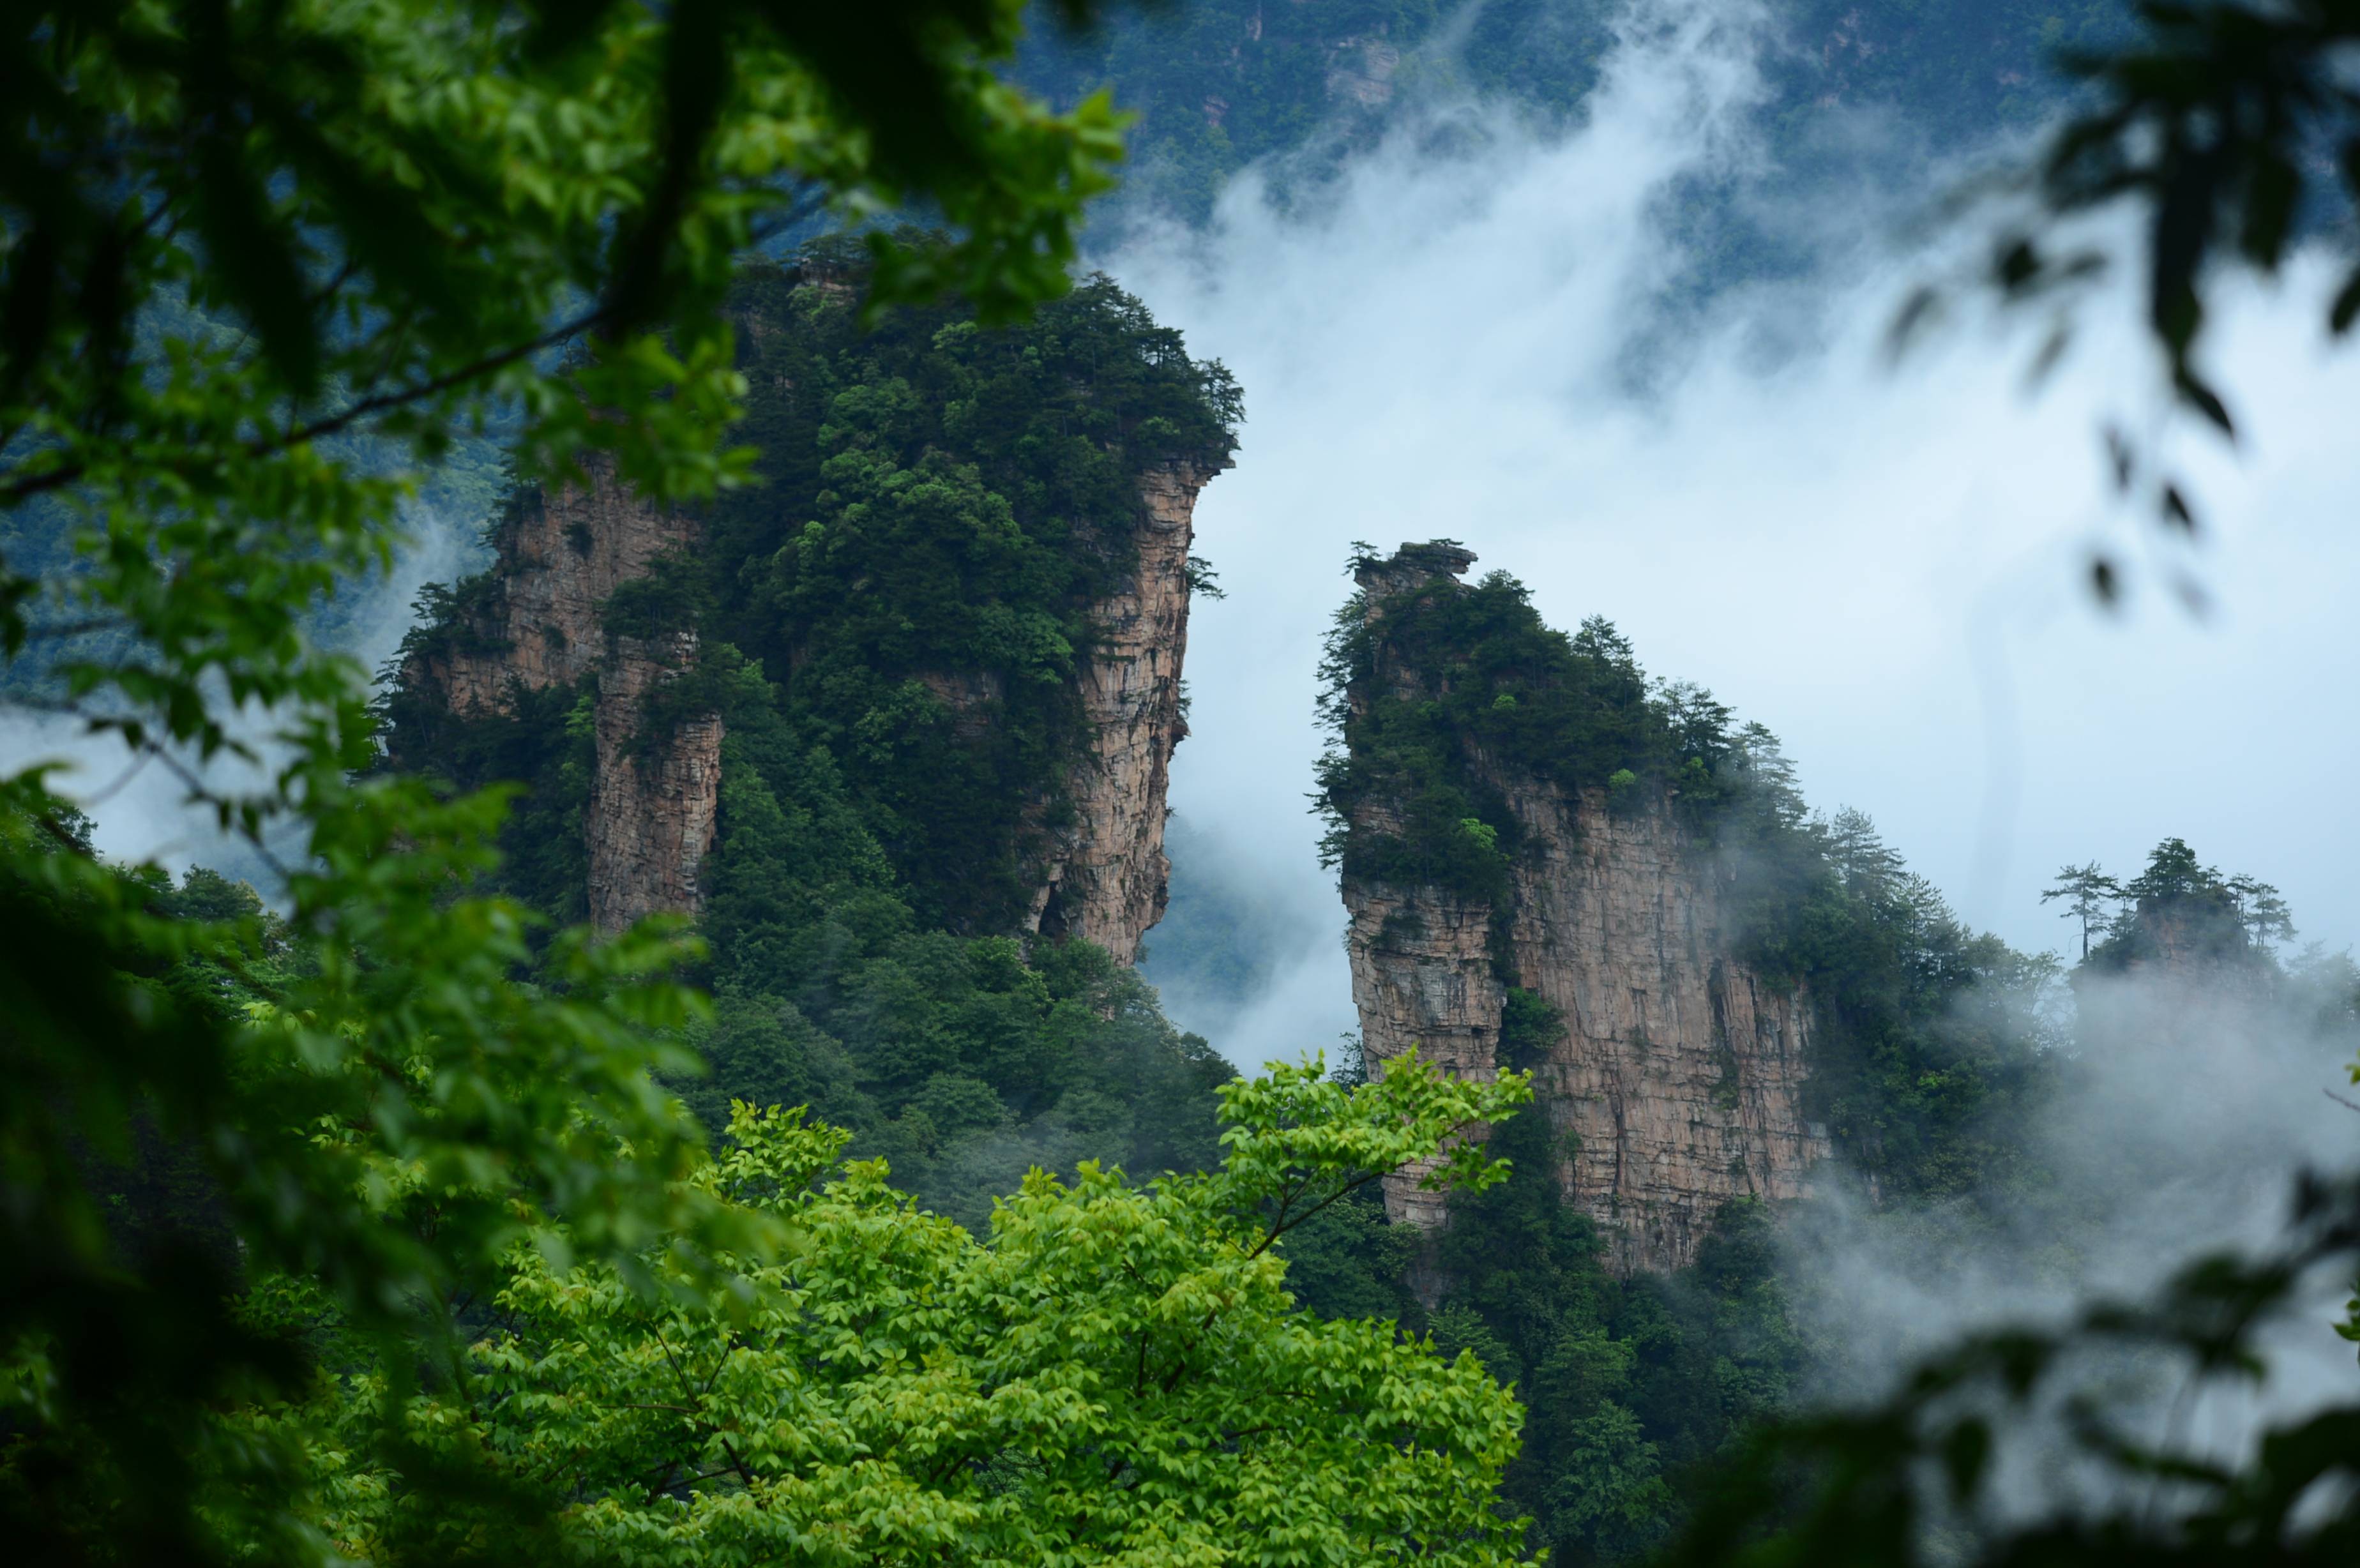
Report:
1315,550,2061,1209
384,255,1243,1226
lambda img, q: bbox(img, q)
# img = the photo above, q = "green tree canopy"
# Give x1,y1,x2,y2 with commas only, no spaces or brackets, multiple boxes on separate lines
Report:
2041,861,2122,960
262,1053,1538,1564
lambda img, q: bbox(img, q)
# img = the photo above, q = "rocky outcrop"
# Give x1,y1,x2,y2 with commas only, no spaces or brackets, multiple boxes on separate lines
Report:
1343,854,1503,1232
1026,459,1216,965
407,446,1221,955
1325,37,1402,108
587,633,724,931
401,453,722,931
420,453,696,714
1340,544,1828,1274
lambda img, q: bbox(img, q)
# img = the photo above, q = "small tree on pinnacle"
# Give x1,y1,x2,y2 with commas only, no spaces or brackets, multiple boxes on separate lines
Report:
2042,862,2122,960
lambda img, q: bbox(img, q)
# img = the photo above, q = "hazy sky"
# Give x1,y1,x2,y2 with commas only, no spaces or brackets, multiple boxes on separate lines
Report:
1114,1,2360,1066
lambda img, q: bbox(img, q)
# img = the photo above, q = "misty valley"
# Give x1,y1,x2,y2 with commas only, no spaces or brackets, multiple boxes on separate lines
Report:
8,3,2359,1565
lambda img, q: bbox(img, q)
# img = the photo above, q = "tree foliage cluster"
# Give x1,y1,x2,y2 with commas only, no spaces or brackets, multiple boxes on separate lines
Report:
0,1,1186,1557
2045,836,2299,972
210,1054,1537,1567
14,803,1543,1564
696,253,1238,933
0,743,739,1565
1728,805,2065,1209
386,255,1241,1227
1313,559,1751,907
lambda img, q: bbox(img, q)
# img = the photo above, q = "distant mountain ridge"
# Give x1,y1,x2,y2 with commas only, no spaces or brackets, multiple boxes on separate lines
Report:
1015,1,2135,275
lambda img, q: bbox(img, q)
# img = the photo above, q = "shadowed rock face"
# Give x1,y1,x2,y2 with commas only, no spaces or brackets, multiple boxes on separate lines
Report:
1339,544,1828,1275
587,632,723,932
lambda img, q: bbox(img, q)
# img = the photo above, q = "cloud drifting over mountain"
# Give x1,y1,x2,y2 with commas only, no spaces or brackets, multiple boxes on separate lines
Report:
1113,0,2360,1069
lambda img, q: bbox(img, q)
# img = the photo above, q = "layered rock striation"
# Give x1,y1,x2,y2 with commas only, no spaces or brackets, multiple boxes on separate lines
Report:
397,262,1237,951
1335,544,1827,1274
416,451,697,710
586,632,724,931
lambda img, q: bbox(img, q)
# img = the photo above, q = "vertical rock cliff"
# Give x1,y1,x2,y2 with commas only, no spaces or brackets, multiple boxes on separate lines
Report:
403,448,1215,945
398,453,722,929
410,450,693,709
1329,543,1827,1274
1029,459,1212,963
586,630,724,931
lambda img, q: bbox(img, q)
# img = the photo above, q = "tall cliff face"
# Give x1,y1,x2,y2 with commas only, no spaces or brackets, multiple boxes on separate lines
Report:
399,453,721,929
395,263,1236,953
1329,544,1827,1274
1029,460,1211,962
411,452,691,711
586,631,725,931
404,448,1216,945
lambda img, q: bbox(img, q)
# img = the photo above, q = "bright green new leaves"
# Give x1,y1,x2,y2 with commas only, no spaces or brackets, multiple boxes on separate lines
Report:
1214,1049,1533,1242
293,1057,1534,1566
0,765,766,1562
4,0,1130,782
